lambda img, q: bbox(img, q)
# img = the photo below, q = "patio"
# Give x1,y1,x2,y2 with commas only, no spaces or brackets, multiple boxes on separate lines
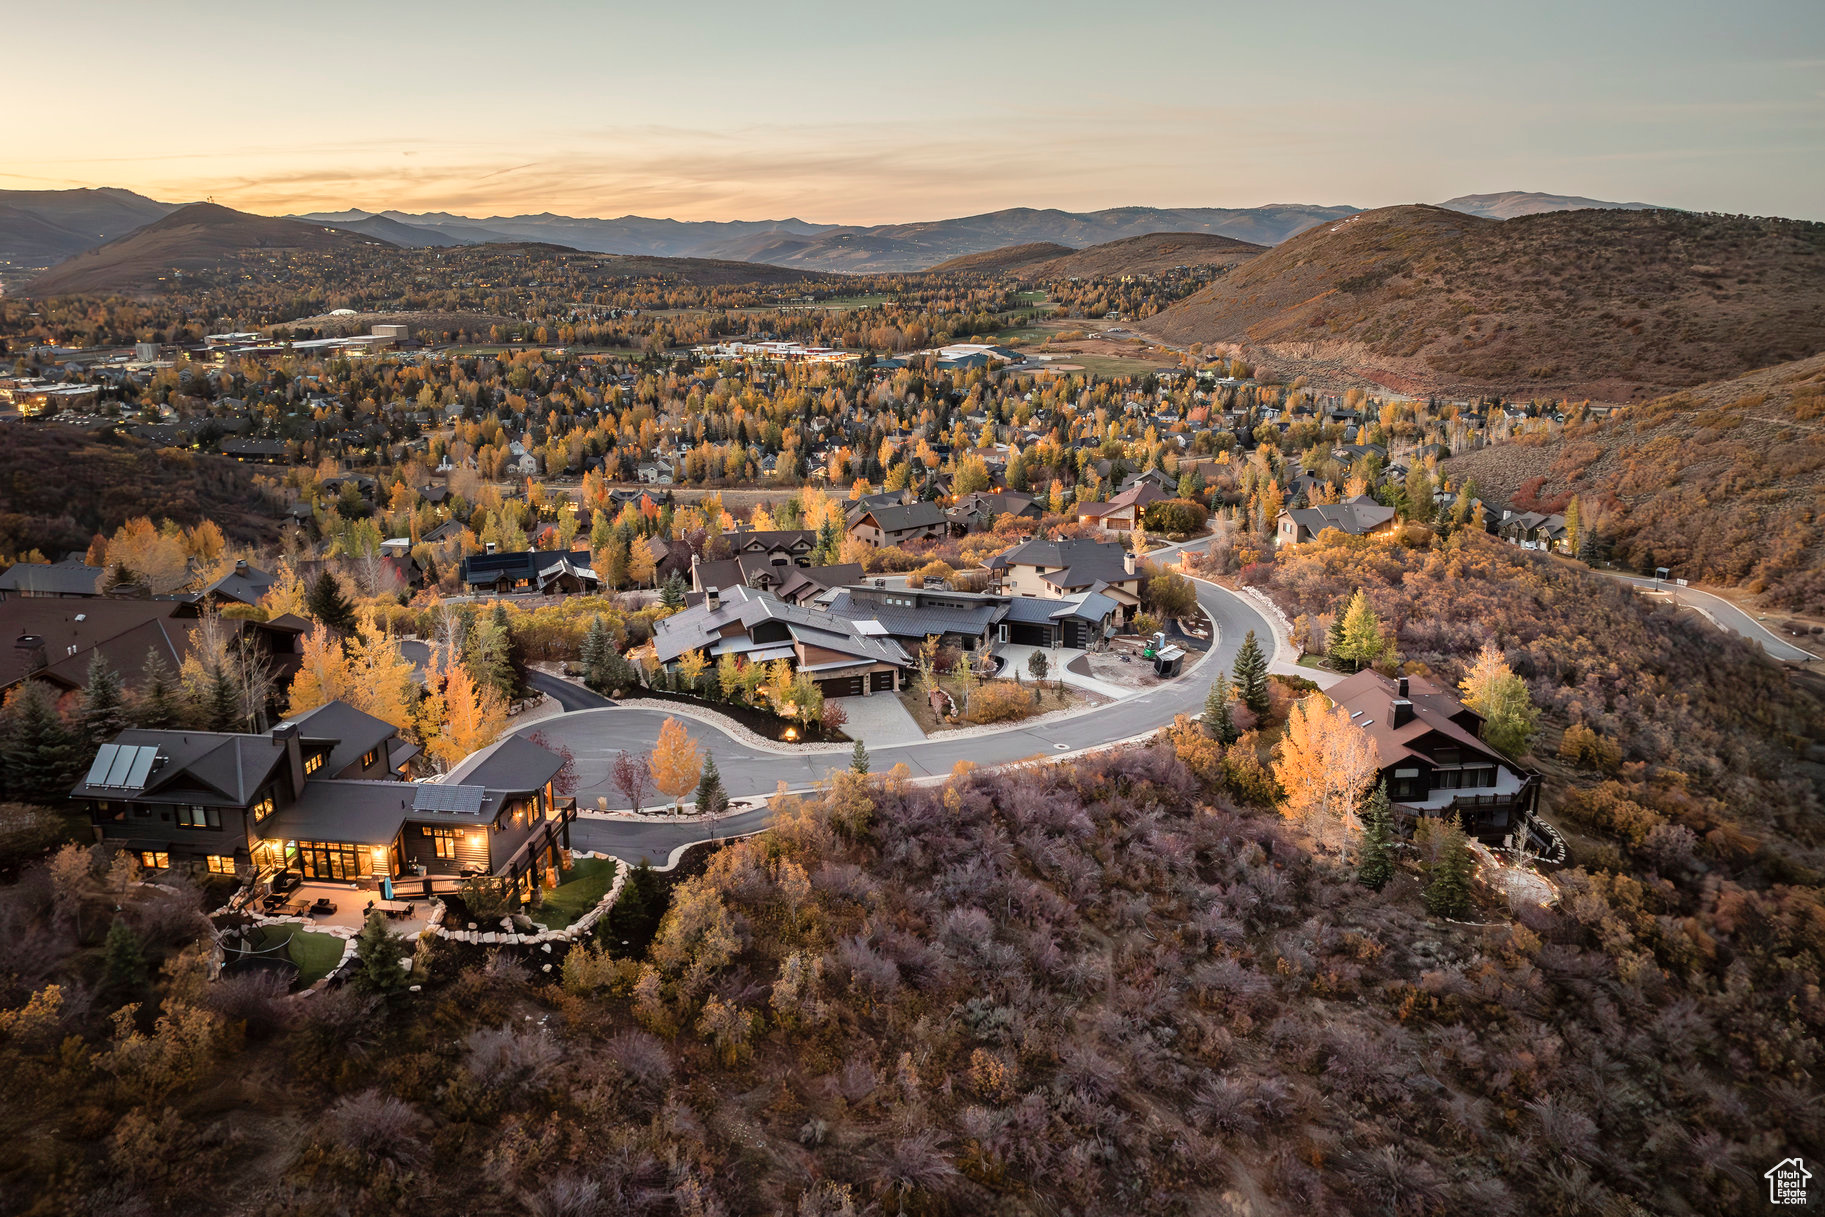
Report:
254,880,437,937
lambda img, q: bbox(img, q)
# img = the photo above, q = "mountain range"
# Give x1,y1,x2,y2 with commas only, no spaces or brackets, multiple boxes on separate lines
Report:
0,187,1671,278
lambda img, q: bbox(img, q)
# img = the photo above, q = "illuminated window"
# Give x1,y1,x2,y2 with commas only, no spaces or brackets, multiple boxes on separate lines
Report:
206,855,235,874
250,792,274,821
176,804,220,830
139,851,170,869
423,826,459,859
304,752,325,775
361,748,379,768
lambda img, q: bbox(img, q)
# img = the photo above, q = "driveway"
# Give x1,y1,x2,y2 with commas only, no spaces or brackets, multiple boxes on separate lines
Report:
830,694,924,747
1607,574,1813,663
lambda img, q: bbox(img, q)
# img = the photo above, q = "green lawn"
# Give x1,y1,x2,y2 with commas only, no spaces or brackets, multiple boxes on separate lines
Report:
248,925,345,987
537,856,619,929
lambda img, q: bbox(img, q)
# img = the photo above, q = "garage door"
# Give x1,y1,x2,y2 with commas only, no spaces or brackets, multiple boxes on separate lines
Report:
870,670,896,692
819,676,864,698
1008,622,1050,647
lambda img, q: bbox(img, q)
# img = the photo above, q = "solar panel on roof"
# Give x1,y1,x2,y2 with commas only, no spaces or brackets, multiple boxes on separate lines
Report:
412,783,485,814
86,744,120,787
123,746,158,790
104,745,142,788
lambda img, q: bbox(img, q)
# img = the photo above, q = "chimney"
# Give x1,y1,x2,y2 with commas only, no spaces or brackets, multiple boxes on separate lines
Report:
13,634,45,674
1124,550,1136,576
1391,677,1414,727
1397,676,1409,698
273,722,306,798
706,586,721,611
234,559,248,575
484,541,497,554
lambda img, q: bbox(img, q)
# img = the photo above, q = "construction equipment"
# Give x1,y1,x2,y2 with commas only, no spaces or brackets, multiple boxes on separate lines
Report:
1141,631,1168,660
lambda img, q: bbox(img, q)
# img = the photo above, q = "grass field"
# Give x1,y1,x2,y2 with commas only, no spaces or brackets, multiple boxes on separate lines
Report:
248,925,344,987
538,856,619,929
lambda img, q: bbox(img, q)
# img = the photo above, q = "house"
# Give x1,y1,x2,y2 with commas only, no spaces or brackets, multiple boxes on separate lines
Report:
948,490,1040,533
219,437,291,463
719,529,817,568
194,560,276,608
0,559,104,600
1498,510,1568,552
636,459,675,484
1326,670,1542,845
847,502,949,549
459,549,600,595
2,598,306,698
820,583,1118,654
844,490,914,526
690,554,862,605
651,584,909,698
1275,495,1398,546
70,700,574,901
1076,482,1167,535
985,537,1144,621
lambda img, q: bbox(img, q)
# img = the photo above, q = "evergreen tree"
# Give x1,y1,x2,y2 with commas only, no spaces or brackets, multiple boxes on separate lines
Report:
1232,629,1270,715
1203,673,1238,744
205,663,242,732
0,680,82,803
305,570,357,633
606,861,664,953
1460,641,1538,757
1326,613,1347,658
78,651,130,749
1357,782,1395,891
353,912,411,994
102,917,147,1000
1423,814,1475,919
580,615,610,682
138,648,179,728
659,572,687,610
694,750,729,816
850,737,870,775
1334,588,1386,672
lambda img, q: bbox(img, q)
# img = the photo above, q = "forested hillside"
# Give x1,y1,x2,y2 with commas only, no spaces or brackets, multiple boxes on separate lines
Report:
1447,354,1825,611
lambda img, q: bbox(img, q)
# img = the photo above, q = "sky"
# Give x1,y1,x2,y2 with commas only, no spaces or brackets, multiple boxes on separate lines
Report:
6,0,1823,223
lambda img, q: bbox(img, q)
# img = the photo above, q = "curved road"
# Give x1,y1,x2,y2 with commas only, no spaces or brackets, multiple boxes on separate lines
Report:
528,577,1271,864
1607,574,1814,663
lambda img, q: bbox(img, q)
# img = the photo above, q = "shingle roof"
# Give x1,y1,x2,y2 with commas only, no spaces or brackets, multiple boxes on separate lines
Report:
0,560,103,597
442,733,565,793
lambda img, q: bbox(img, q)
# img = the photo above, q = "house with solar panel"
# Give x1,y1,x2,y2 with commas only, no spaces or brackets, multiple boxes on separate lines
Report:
70,700,575,903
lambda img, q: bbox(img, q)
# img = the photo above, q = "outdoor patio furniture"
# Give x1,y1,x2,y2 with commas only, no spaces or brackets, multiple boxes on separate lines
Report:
309,898,337,916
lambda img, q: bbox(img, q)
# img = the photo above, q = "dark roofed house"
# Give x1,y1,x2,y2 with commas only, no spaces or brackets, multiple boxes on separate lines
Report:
459,549,599,595
948,490,1039,533
1076,481,1167,535
1498,510,1568,552
986,537,1143,620
196,560,276,608
0,559,104,600
1275,495,1398,547
690,554,862,605
1,597,305,697
846,502,948,549
1326,670,1543,846
71,701,574,902
652,584,909,699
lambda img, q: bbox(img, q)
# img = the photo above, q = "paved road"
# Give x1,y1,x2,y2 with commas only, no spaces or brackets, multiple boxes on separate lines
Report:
1607,574,1814,663
526,668,615,711
536,577,1270,863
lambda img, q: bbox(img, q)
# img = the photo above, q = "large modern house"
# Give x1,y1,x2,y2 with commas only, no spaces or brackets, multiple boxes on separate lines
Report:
985,537,1144,622
70,700,575,902
651,583,910,698
819,583,1119,655
1326,670,1542,846
460,548,600,595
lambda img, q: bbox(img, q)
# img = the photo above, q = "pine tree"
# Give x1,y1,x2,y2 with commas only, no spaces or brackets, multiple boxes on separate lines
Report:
0,680,82,803
205,663,242,732
850,737,870,775
78,651,130,748
353,912,411,993
102,917,147,1000
1334,588,1385,672
695,751,729,816
580,615,610,682
1232,629,1270,715
659,572,687,610
1326,613,1347,658
305,570,357,633
138,648,179,728
1357,781,1395,891
1423,815,1475,919
1203,673,1238,744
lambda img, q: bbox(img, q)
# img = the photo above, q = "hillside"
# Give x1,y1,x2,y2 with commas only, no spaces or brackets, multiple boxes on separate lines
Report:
1440,190,1662,220
0,425,278,557
312,213,473,247
0,187,178,270
925,241,1075,274
25,202,396,295
1138,204,1825,401
1446,353,1825,611
1025,231,1265,278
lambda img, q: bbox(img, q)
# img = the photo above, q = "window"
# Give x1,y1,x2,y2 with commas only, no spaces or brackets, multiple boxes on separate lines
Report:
423,826,459,859
304,752,325,775
296,840,370,881
139,851,170,869
361,748,379,768
206,855,235,875
176,804,221,830
250,792,274,822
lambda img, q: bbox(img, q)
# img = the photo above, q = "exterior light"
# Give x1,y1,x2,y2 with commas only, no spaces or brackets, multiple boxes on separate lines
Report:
783,726,798,741
469,832,484,847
